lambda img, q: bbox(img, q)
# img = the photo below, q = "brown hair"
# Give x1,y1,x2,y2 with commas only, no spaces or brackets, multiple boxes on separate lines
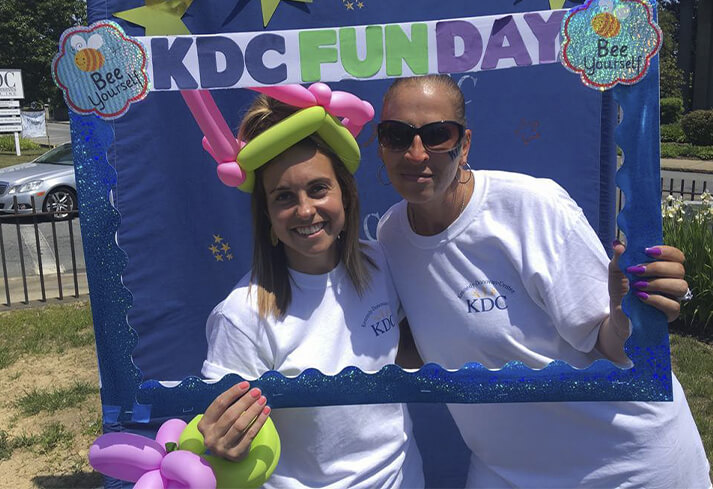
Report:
383,74,467,125
240,94,374,320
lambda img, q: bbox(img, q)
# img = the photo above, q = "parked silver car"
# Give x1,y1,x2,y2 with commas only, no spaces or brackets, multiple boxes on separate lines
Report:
0,142,77,219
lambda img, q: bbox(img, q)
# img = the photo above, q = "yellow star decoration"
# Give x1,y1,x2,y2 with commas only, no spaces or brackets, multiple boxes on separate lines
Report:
342,0,364,10
260,0,313,28
209,235,234,263
549,0,566,9
114,0,194,36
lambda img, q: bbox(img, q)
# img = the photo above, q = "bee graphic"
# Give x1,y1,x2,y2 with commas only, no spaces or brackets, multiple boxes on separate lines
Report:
591,0,631,38
71,34,105,72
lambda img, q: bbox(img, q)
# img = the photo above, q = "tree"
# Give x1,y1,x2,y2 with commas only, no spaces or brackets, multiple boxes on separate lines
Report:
658,7,685,99
0,0,86,111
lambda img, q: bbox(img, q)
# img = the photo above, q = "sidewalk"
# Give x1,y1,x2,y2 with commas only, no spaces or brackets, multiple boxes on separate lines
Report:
661,158,713,174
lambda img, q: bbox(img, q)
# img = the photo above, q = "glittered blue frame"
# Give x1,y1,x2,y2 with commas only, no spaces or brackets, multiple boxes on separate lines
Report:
73,9,671,425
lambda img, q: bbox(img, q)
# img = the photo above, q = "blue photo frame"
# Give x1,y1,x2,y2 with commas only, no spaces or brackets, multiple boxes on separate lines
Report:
75,0,670,425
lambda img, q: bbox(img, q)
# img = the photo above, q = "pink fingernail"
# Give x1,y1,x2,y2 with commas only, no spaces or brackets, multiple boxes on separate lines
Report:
263,406,271,416
627,265,646,274
238,381,249,390
645,247,662,257
612,240,623,247
258,396,267,406
632,281,648,290
249,388,261,399
635,291,649,300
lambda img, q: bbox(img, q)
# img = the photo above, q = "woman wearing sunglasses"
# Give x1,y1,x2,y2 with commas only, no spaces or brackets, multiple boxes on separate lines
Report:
376,75,710,488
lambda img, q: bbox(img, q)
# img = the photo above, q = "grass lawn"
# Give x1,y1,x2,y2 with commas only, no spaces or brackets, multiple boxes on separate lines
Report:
0,150,46,169
0,302,711,486
671,333,713,472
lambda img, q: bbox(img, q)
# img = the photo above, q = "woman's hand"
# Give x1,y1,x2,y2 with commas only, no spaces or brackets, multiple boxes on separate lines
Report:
598,242,688,364
609,242,688,322
197,381,271,461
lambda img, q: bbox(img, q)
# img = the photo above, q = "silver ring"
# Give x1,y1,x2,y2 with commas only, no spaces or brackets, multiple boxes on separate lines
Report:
678,288,693,302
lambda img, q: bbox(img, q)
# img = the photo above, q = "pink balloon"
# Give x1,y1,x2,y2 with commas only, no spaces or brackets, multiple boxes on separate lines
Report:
308,83,332,107
134,469,168,489
165,482,191,489
250,85,316,108
161,450,216,489
89,433,165,482
216,162,247,187
329,91,374,125
182,90,239,163
155,419,188,449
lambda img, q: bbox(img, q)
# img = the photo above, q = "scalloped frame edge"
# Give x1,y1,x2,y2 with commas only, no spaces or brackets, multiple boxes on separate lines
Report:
72,36,671,425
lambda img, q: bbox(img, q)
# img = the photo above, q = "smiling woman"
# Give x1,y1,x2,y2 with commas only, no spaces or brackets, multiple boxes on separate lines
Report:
197,93,424,488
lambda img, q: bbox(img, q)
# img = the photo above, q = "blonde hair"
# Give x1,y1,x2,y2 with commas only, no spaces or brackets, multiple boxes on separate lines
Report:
240,94,375,320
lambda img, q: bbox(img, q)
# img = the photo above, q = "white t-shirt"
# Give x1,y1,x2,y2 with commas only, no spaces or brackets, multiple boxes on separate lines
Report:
378,170,711,488
203,241,424,489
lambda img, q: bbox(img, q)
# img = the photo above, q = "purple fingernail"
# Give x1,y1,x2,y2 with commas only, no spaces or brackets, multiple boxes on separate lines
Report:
635,291,649,300
612,240,623,247
645,247,662,257
626,265,646,274
632,281,648,290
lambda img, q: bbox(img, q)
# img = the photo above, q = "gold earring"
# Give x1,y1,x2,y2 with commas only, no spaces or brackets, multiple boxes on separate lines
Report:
270,227,279,246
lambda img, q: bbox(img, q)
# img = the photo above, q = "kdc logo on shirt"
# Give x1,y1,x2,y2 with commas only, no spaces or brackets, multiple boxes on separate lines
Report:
361,302,395,337
457,280,514,314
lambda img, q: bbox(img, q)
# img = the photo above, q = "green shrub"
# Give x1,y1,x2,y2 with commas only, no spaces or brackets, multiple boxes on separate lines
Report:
660,143,713,160
0,136,42,152
680,110,713,146
660,97,684,124
662,193,713,337
661,123,686,143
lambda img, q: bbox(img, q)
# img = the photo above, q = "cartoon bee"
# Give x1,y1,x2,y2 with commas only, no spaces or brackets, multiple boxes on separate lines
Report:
71,34,105,72
591,0,632,38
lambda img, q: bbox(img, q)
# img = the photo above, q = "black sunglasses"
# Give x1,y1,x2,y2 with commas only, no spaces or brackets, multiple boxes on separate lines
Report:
377,120,465,153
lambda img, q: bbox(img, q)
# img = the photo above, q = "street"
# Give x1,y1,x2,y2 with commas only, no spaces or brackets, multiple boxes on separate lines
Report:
0,215,84,278
28,120,71,146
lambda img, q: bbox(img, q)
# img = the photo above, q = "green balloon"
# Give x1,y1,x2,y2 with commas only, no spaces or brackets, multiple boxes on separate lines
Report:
179,414,207,455
179,414,281,489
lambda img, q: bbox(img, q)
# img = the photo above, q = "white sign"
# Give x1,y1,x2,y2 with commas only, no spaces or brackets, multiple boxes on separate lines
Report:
0,69,24,99
0,108,20,116
0,100,20,108
0,117,21,125
0,125,22,133
21,111,47,138
140,9,565,91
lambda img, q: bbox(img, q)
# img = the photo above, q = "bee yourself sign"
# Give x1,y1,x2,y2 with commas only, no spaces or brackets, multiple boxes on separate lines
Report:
53,21,150,119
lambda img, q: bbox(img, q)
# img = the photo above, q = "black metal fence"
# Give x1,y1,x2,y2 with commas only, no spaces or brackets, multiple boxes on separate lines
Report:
0,196,85,307
661,176,709,201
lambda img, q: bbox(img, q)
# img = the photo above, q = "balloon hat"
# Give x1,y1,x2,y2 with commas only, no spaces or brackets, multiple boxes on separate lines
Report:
181,84,375,192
